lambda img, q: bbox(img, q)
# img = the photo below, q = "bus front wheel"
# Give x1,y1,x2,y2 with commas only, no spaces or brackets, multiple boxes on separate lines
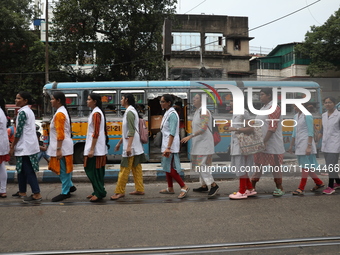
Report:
73,143,85,164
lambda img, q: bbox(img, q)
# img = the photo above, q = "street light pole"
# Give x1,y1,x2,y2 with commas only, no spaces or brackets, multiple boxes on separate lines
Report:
45,0,49,84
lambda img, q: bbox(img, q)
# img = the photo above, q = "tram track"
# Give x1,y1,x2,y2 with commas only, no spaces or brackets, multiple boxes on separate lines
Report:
3,236,340,255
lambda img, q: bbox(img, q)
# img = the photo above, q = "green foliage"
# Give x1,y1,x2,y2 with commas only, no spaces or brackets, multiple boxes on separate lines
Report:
0,0,53,105
51,0,177,81
295,8,340,76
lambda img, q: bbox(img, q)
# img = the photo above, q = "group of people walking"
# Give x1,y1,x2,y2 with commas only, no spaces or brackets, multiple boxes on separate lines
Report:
0,89,339,202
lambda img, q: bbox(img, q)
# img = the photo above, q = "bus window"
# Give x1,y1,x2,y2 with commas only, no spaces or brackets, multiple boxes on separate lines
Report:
92,90,117,115
244,89,262,111
190,90,215,114
121,90,145,115
216,90,233,113
65,94,79,116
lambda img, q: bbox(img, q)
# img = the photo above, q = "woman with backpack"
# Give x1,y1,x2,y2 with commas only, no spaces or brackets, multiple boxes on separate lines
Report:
181,93,219,197
84,93,109,202
110,94,146,200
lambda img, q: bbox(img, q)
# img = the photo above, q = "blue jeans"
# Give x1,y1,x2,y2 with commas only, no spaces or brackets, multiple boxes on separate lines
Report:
18,156,40,194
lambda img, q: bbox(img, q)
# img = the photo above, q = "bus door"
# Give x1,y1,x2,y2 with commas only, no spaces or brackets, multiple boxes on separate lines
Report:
147,92,188,162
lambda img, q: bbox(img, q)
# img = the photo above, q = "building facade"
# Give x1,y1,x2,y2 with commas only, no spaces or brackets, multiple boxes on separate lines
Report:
169,15,253,80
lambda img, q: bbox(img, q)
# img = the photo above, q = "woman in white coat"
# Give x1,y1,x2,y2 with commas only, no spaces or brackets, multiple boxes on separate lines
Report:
288,104,324,195
110,94,146,200
9,91,42,202
0,94,10,198
84,93,109,202
47,91,76,202
228,99,257,199
181,94,219,197
251,88,286,196
159,94,190,199
318,96,340,194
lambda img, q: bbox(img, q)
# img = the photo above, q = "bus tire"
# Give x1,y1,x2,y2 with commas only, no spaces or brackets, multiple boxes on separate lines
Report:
73,143,85,164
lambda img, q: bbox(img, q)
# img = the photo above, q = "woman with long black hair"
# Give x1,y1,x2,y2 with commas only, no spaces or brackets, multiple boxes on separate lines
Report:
47,91,76,202
0,94,10,198
9,91,42,202
110,94,146,200
84,93,109,202
159,94,189,199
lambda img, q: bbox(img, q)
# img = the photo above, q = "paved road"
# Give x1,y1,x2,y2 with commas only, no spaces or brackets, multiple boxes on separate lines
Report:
1,175,340,254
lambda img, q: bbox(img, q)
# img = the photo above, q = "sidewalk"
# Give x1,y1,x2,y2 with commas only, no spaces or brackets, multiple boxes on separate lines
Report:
5,157,330,184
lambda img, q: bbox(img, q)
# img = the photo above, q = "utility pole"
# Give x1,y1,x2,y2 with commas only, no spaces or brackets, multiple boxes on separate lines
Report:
45,0,49,84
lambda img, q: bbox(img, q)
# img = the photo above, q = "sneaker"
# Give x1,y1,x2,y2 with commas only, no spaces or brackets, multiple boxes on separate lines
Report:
208,185,219,197
51,193,71,202
193,186,208,192
245,189,257,197
323,187,335,195
229,192,248,200
69,186,77,193
23,195,42,203
333,183,340,190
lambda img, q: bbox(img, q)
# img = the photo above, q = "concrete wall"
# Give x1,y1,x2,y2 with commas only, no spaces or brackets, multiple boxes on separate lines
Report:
169,14,252,79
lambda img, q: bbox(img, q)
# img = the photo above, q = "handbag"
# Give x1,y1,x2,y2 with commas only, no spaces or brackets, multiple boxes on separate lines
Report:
236,126,265,155
207,118,221,146
153,131,162,148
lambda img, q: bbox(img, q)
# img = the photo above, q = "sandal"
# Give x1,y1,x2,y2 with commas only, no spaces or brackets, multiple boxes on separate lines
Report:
178,187,190,199
292,189,304,195
273,188,285,197
89,195,102,202
310,184,325,192
86,195,93,199
129,191,145,195
0,193,7,198
159,188,175,194
110,193,125,200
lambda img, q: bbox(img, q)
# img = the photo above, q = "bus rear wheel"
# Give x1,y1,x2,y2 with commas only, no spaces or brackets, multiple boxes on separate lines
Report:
73,143,85,164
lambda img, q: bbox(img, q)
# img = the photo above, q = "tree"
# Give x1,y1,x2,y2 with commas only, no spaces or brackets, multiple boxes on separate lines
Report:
295,8,340,76
51,0,177,81
0,0,59,106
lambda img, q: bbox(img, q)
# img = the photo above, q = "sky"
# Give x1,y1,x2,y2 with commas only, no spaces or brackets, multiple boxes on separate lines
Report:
177,0,340,53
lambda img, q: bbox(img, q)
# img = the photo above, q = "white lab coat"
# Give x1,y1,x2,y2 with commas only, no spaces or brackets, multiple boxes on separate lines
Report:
84,107,107,156
321,110,340,153
293,113,316,155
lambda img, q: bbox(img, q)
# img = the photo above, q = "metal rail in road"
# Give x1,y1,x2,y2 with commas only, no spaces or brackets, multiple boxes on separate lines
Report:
3,236,340,255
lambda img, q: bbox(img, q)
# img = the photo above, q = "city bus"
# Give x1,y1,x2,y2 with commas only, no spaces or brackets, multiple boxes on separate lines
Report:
42,80,322,163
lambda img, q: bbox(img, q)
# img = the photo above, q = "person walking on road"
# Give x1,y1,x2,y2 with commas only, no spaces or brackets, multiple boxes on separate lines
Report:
159,94,190,199
318,97,340,194
9,91,42,202
47,92,76,202
251,88,285,196
84,93,109,202
0,94,10,198
228,99,257,199
181,94,219,197
288,104,324,195
110,94,146,200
